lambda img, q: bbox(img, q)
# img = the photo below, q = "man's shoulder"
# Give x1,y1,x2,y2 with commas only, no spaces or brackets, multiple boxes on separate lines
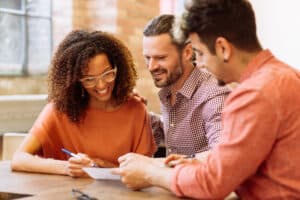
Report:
194,69,231,99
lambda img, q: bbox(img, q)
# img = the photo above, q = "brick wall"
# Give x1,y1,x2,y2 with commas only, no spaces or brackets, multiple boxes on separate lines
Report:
0,0,161,112
116,0,160,113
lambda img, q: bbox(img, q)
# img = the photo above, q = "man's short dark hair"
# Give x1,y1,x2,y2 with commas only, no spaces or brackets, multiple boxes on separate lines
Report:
181,0,262,53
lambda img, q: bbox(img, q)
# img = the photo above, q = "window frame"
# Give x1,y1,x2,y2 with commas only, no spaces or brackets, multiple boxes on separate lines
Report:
0,0,52,76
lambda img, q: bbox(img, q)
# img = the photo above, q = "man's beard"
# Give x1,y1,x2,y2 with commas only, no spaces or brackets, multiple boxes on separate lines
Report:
152,61,183,88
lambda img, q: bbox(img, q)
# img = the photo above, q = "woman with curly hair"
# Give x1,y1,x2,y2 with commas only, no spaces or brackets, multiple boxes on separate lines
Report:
11,30,156,177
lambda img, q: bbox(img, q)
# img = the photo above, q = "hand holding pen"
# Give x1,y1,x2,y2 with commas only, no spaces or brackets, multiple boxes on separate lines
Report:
62,148,99,168
62,148,117,169
61,148,99,177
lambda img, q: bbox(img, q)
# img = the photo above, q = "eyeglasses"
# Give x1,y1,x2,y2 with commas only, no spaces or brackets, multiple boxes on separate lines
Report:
80,68,117,88
72,188,98,200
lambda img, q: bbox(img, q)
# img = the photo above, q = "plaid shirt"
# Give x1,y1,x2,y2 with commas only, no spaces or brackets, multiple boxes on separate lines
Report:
151,68,230,156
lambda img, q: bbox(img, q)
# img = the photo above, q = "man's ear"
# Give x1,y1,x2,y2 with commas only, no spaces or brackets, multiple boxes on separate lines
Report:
215,37,231,62
183,42,194,62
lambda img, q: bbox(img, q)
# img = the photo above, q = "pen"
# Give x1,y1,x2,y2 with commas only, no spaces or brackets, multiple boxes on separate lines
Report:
61,148,99,168
61,148,81,159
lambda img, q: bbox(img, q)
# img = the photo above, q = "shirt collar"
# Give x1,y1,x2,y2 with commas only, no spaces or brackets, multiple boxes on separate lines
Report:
179,67,202,99
158,67,202,102
239,49,274,82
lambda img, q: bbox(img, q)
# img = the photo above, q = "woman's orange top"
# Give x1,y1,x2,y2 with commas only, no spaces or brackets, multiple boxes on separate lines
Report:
30,98,156,166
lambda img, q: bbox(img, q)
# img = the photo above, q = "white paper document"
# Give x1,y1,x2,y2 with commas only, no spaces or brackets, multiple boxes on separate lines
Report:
83,167,120,180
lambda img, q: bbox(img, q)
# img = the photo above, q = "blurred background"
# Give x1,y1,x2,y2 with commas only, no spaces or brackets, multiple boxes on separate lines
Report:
0,0,300,113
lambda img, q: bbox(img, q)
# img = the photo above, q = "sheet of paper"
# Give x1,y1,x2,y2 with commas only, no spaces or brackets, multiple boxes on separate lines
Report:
83,167,120,180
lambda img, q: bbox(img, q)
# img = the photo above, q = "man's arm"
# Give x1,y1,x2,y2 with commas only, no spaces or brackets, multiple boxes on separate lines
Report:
112,153,173,190
170,89,279,199
202,90,228,148
148,111,165,146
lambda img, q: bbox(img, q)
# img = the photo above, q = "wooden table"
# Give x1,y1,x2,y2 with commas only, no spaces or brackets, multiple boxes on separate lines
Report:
0,161,189,200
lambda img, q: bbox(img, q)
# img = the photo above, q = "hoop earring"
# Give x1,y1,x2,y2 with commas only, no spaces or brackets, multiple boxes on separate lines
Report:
81,86,85,98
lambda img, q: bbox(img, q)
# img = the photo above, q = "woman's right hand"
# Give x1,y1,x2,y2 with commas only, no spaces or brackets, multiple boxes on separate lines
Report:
66,153,93,177
66,154,118,177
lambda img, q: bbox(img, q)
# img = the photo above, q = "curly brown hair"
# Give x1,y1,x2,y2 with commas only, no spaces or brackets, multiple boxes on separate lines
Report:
48,30,137,123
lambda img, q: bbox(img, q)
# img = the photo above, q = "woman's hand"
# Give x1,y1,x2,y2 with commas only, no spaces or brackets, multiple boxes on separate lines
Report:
66,153,93,177
130,89,147,105
65,153,118,177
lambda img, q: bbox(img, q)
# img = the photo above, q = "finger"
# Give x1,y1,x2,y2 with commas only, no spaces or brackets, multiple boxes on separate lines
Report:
119,159,130,168
111,168,122,175
69,156,82,163
68,159,91,170
69,153,92,166
121,176,128,185
77,153,90,159
68,162,83,170
164,154,182,164
69,156,91,165
118,154,129,163
70,170,87,178
65,161,88,177
165,158,185,168
127,184,139,191
68,167,86,177
118,152,135,163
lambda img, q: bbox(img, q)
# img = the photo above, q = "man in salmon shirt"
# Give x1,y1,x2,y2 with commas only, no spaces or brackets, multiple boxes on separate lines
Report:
113,0,300,199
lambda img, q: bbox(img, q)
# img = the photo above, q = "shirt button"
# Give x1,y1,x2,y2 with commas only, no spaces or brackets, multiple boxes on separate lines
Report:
168,148,172,153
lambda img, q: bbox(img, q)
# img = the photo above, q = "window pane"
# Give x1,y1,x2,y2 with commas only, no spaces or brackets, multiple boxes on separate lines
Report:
0,13,24,75
0,0,52,75
0,0,22,10
27,17,51,74
26,0,51,17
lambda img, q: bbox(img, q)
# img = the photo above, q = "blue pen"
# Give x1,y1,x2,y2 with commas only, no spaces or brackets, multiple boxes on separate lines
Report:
61,148,81,159
61,148,99,167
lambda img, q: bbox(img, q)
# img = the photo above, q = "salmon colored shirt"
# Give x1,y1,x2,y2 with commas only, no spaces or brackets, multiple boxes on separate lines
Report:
171,50,300,199
30,98,156,166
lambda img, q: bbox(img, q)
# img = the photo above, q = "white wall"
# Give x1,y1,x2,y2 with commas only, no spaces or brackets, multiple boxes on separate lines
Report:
175,0,300,70
250,0,300,69
0,95,47,134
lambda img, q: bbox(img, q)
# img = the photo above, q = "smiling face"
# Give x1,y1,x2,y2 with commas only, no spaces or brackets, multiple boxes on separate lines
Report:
143,33,183,88
189,33,228,86
82,53,115,108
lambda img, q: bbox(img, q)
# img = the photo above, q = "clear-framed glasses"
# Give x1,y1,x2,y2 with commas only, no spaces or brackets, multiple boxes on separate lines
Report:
80,68,117,88
71,188,98,200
